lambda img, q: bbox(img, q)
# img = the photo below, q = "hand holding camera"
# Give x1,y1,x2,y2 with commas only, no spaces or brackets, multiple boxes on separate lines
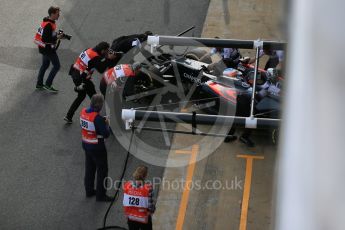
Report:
58,29,72,40
106,49,117,60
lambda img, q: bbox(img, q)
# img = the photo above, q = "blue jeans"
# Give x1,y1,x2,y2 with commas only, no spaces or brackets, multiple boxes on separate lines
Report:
37,52,60,87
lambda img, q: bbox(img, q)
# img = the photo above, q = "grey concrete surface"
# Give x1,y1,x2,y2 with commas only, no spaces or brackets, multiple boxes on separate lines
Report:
0,0,210,229
153,0,284,229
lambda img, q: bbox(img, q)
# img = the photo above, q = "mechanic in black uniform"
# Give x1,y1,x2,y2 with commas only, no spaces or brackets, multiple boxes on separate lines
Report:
223,69,255,147
99,31,153,97
64,42,117,123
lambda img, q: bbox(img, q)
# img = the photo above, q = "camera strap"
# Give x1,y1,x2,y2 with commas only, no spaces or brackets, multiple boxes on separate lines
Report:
55,39,61,51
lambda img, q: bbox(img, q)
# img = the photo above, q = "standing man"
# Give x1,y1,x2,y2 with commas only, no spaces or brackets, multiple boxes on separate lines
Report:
123,166,155,230
64,42,117,123
34,6,63,92
80,94,112,202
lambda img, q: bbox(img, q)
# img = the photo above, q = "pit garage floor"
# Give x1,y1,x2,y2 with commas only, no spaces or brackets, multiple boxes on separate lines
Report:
153,0,284,229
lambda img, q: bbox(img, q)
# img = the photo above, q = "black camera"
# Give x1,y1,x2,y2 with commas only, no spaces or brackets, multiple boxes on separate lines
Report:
58,30,72,40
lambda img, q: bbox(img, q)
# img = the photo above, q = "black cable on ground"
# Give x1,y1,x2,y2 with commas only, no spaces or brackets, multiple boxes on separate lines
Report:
98,125,135,230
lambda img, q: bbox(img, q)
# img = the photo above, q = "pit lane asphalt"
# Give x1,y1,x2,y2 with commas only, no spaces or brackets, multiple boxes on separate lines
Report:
0,0,210,229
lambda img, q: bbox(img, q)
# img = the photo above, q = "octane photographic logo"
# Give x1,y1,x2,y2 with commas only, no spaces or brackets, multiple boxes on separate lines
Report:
104,40,237,167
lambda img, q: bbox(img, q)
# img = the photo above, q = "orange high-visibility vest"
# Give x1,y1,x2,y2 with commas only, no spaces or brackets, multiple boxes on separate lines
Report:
34,21,57,48
103,64,136,85
80,108,99,144
73,48,99,77
123,181,151,223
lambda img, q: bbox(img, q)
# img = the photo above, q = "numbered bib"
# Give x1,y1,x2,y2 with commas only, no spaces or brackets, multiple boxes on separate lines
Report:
114,65,127,79
80,118,96,131
123,194,149,208
37,26,44,36
79,51,91,66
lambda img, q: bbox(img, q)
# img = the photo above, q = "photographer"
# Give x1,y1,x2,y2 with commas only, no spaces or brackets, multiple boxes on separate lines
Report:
80,94,112,202
123,166,155,229
64,42,117,123
99,63,142,97
34,6,67,92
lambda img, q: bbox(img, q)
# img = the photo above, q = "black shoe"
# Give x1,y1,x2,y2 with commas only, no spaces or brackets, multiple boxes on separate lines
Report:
224,135,237,143
64,116,72,124
96,195,113,202
36,84,44,90
43,85,59,93
239,136,255,147
86,189,96,198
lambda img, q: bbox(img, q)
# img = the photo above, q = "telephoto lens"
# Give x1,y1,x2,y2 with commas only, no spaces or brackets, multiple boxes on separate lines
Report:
58,30,72,40
63,33,72,40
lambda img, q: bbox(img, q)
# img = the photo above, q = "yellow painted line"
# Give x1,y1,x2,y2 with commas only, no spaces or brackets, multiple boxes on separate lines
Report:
175,150,193,154
175,145,199,230
237,155,264,230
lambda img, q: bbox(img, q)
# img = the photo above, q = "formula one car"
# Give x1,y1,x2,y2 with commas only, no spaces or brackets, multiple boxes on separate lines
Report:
121,47,281,120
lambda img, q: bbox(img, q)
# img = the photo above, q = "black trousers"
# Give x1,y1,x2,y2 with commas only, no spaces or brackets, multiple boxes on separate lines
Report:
84,148,108,198
228,126,252,138
127,216,152,230
264,55,279,70
66,73,96,119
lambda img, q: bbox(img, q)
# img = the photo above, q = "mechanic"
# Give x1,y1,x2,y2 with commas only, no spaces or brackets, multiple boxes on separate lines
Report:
34,6,65,92
106,31,153,96
123,166,155,230
201,37,242,76
211,47,241,68
246,47,284,70
223,68,255,147
99,63,142,97
80,94,112,202
257,68,282,99
64,42,117,123
210,37,242,68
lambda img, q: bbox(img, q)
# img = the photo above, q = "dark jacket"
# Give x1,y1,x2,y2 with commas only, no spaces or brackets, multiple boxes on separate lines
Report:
82,107,110,152
111,33,147,53
38,17,58,55
86,52,112,74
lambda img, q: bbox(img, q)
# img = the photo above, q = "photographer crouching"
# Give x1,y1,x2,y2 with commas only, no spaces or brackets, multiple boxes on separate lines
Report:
34,6,71,92
64,42,117,123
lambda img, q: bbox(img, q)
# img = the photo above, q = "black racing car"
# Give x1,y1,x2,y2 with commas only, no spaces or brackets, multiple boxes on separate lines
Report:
119,47,281,120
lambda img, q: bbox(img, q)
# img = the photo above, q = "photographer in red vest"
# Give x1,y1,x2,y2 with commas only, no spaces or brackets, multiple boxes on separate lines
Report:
80,94,112,202
64,42,117,124
99,63,141,97
34,6,64,92
123,166,155,230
